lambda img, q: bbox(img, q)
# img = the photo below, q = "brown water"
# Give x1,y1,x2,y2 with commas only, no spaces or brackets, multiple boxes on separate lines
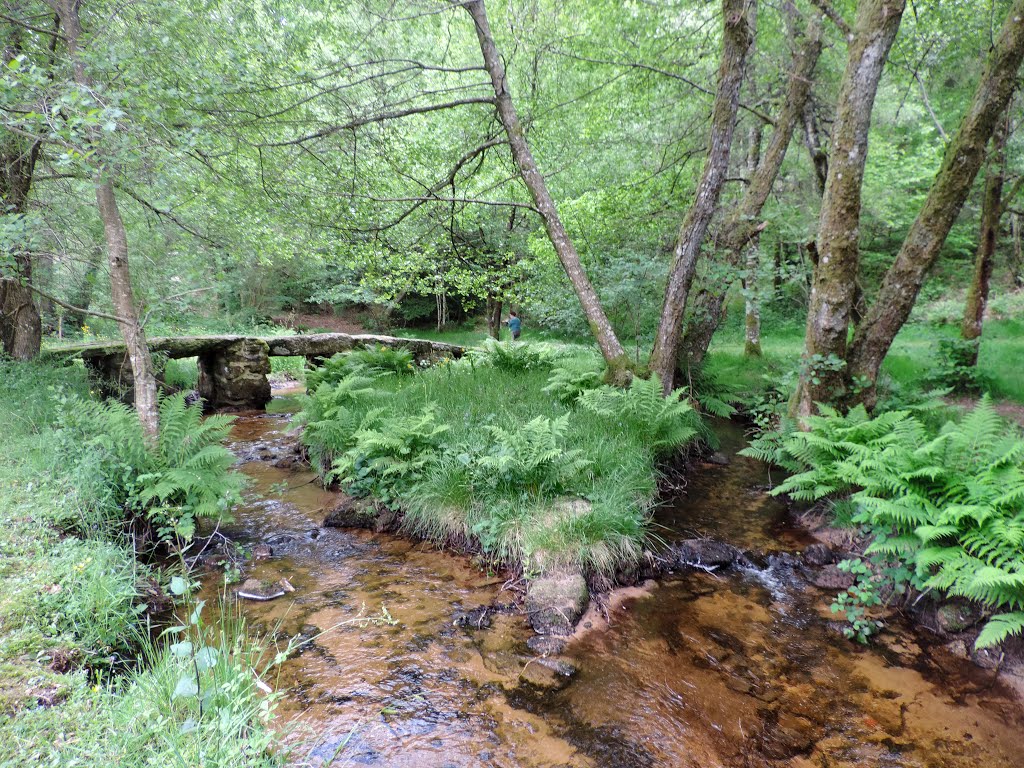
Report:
205,399,1024,767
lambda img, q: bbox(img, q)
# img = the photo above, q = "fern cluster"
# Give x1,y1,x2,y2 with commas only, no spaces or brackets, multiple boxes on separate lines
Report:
578,374,703,453
305,344,415,389
330,407,449,504
56,393,244,542
470,339,555,372
542,357,605,404
756,398,1024,648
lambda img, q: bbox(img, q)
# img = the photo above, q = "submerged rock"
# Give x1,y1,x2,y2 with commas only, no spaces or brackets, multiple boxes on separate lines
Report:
525,572,589,636
519,656,578,690
236,577,295,602
452,606,492,630
802,542,835,567
527,635,567,655
671,538,742,569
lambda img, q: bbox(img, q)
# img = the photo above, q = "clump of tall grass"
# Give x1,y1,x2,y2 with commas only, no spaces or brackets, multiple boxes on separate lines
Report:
298,344,702,578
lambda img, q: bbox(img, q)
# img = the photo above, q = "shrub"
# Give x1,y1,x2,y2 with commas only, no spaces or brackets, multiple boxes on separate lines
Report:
752,398,1024,648
922,337,987,394
55,393,244,541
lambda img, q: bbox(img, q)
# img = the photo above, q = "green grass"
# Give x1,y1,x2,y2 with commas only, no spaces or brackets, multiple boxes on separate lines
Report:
0,361,287,768
702,310,1024,407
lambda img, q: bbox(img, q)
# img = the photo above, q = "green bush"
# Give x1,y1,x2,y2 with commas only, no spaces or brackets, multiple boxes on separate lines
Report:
750,399,1024,648
56,393,245,541
922,337,987,394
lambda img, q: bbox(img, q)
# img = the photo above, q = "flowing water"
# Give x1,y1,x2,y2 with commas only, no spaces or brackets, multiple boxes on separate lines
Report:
203,394,1024,767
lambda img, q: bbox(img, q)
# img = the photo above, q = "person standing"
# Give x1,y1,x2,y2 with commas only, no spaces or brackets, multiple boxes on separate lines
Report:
506,311,522,340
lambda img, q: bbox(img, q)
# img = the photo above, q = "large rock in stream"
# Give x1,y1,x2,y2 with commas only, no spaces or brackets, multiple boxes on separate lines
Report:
670,538,744,570
525,571,590,636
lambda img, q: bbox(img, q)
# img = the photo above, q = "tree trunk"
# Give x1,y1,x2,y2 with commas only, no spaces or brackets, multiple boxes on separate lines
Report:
1012,212,1024,288
462,0,631,381
675,8,822,373
960,113,1009,362
650,0,756,391
803,102,829,197
743,244,762,357
486,295,502,340
791,0,906,421
0,11,44,360
64,246,104,333
59,0,159,436
846,0,1024,406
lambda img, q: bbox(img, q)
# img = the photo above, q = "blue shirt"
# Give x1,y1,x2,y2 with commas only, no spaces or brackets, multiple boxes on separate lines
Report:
508,316,521,333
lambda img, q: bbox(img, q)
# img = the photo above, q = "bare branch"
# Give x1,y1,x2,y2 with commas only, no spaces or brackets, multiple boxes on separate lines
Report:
255,96,496,148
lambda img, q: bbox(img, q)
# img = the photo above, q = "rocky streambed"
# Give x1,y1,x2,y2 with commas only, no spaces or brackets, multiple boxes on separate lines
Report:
198,395,1024,767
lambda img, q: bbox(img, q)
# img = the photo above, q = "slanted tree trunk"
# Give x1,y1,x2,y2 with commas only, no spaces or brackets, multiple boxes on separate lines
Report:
791,0,906,421
676,8,822,372
960,113,1009,363
846,0,1024,407
58,0,159,436
0,10,45,359
650,0,756,391
462,0,631,381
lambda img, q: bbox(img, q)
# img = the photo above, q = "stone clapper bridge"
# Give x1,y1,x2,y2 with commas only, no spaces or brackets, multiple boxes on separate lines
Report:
43,333,465,409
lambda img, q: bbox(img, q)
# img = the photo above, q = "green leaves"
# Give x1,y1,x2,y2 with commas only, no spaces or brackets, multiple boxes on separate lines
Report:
56,392,244,545
760,396,1024,649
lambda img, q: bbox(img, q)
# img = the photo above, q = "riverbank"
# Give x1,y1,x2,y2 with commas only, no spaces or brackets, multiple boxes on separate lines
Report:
0,361,288,768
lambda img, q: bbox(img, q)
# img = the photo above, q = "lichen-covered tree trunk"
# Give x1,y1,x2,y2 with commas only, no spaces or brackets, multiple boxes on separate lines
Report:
463,0,631,381
960,114,1009,364
675,9,821,373
791,0,906,421
743,243,762,357
649,0,755,391
59,0,159,436
846,0,1024,407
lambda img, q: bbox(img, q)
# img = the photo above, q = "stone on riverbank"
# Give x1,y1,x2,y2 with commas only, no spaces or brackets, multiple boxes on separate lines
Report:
323,495,378,528
525,572,589,636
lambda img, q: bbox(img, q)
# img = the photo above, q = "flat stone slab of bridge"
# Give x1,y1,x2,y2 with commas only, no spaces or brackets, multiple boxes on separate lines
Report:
43,333,464,409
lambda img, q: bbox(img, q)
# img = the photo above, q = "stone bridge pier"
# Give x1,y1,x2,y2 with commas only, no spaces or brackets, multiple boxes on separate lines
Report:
197,338,272,409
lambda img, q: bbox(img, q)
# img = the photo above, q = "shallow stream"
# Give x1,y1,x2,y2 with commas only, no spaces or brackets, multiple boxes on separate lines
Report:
204,395,1023,767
